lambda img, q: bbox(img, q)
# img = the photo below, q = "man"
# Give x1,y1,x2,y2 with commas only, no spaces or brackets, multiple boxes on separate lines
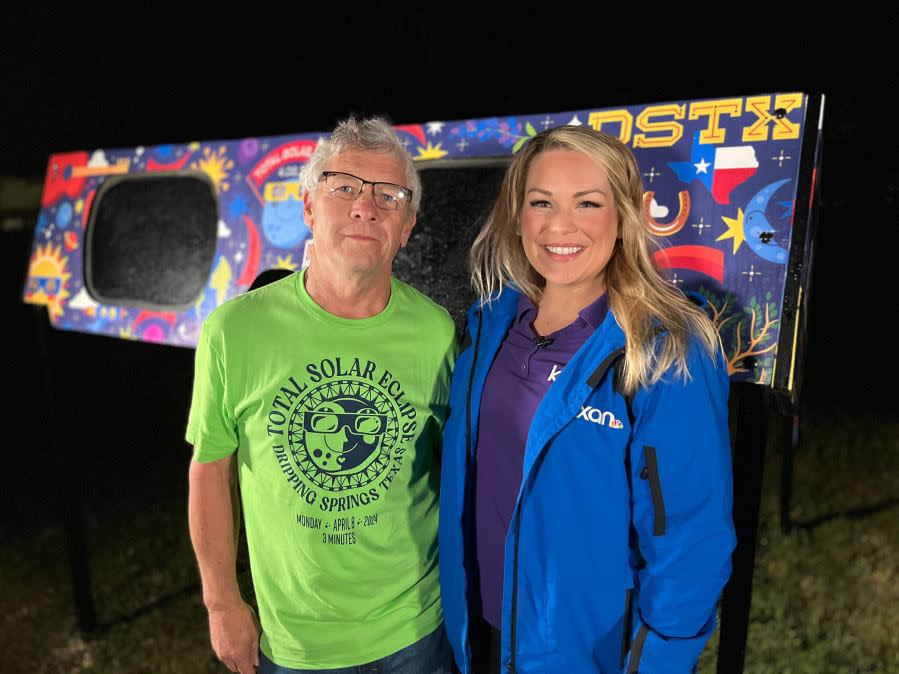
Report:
187,117,458,674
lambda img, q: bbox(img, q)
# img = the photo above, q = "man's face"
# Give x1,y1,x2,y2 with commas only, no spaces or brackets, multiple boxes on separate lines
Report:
303,149,416,278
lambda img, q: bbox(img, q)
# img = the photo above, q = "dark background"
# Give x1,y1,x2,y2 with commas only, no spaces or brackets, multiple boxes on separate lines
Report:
1,0,896,643
5,10,895,374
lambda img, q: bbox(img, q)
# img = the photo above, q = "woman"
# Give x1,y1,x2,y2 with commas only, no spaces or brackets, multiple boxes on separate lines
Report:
439,126,735,673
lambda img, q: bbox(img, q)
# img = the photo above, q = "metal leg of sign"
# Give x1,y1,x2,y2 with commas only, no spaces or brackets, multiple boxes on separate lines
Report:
716,382,768,674
779,414,799,534
35,306,98,634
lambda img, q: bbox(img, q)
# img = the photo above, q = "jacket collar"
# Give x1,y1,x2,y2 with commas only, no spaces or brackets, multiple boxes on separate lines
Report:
472,286,626,391
469,287,520,329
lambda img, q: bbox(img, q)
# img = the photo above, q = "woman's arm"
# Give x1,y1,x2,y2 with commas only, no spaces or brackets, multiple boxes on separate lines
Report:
623,341,736,673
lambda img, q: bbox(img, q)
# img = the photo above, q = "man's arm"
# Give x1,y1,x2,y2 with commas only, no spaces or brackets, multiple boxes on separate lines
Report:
188,453,260,674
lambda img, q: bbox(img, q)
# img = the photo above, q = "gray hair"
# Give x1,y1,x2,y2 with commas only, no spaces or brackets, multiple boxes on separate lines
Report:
298,115,421,213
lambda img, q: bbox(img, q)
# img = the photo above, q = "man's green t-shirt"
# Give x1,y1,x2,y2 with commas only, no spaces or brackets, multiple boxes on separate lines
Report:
186,269,458,668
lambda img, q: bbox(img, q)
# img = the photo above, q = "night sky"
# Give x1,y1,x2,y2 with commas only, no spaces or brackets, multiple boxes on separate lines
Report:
3,5,893,179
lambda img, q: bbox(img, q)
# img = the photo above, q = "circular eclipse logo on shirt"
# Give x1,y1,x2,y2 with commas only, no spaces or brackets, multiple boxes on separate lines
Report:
287,378,399,492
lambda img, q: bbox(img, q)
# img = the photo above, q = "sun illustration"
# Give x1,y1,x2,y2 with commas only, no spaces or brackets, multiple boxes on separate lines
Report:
275,255,298,270
192,145,234,193
288,379,400,493
24,243,71,319
414,142,449,161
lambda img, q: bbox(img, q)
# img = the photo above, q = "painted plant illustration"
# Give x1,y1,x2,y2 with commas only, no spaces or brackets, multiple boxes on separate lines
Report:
698,286,780,383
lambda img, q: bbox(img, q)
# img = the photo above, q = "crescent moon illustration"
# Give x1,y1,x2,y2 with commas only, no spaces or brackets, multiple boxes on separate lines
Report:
744,179,791,264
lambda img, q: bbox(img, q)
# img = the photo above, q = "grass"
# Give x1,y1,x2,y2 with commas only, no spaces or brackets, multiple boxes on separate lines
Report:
2,394,896,673
699,400,899,674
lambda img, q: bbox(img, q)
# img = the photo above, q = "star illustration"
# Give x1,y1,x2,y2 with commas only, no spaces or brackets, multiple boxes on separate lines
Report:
717,209,746,254
426,121,444,135
694,157,711,174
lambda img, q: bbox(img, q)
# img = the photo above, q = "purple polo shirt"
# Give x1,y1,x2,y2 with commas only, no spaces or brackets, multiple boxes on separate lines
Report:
473,292,609,629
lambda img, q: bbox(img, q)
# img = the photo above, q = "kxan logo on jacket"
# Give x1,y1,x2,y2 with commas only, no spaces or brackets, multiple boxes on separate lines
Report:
577,405,624,429
264,356,418,545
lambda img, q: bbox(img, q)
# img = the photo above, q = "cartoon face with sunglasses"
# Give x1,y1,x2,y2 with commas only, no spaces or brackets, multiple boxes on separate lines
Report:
261,179,310,249
302,399,389,475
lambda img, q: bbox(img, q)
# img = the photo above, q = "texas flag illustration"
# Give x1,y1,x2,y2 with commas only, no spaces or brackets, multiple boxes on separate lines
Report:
668,132,759,205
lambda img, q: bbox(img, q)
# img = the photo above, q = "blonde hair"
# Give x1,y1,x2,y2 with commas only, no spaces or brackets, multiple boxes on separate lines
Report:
470,125,720,394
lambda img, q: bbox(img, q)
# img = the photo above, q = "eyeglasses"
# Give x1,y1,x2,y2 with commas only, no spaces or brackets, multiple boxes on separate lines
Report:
304,410,388,435
319,171,412,211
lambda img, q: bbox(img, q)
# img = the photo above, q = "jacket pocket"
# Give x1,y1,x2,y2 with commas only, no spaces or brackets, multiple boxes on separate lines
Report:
640,445,667,536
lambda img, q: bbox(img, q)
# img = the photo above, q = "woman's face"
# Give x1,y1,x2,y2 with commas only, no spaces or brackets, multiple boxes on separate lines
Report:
520,148,619,298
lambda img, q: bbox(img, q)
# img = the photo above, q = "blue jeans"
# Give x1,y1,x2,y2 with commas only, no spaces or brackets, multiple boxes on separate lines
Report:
258,623,455,674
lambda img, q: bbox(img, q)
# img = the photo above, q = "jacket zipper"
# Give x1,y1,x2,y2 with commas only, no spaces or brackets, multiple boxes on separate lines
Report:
464,311,482,673
627,623,650,673
507,345,630,672
619,588,634,668
465,312,482,473
641,445,667,536
509,507,521,672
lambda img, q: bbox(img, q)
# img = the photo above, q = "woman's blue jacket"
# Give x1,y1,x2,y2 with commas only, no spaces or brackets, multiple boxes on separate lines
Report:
439,289,735,673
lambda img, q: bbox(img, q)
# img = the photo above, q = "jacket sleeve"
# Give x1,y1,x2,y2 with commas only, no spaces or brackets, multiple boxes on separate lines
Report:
623,340,736,673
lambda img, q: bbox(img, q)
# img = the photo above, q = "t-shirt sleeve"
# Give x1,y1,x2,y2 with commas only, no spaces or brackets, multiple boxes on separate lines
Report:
185,323,238,462
431,319,461,435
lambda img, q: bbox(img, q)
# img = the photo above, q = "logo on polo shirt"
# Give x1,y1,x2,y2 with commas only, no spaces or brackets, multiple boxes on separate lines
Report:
577,405,624,429
547,364,563,382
